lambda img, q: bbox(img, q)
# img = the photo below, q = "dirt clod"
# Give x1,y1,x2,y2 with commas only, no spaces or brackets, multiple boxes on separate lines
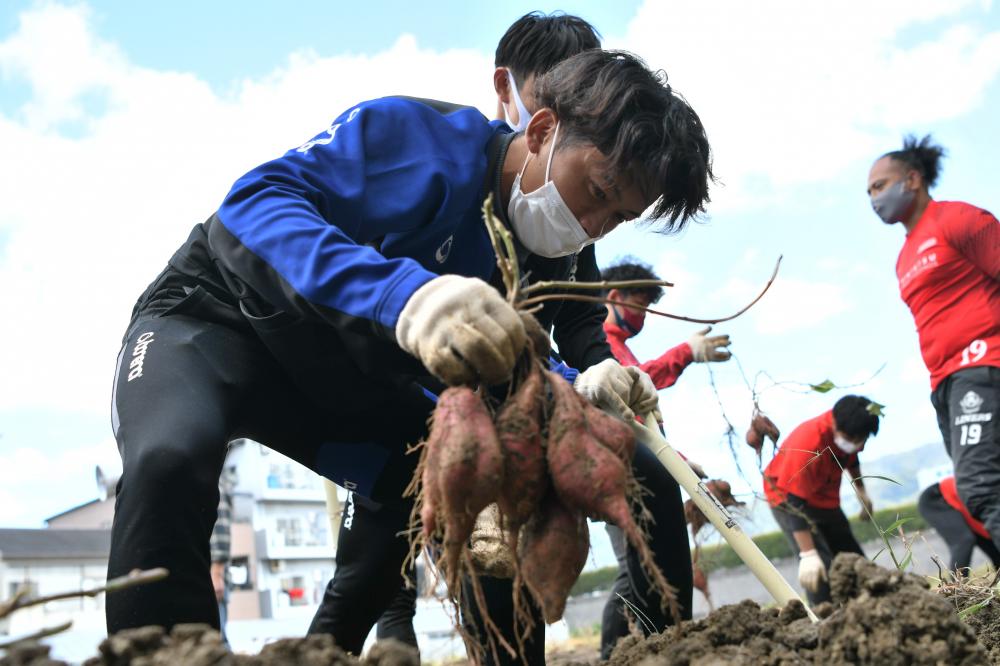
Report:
607,553,990,665
2,627,417,666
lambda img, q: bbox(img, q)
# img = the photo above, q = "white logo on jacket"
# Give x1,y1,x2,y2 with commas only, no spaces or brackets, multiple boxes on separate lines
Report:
435,235,454,263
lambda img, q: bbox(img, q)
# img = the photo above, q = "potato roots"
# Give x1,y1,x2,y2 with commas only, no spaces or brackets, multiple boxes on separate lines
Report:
409,327,680,660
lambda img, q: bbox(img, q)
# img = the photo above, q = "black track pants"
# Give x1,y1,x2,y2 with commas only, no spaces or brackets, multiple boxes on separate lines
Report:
771,503,864,605
599,443,693,660
107,307,432,634
308,492,417,655
918,483,1000,572
932,365,1000,552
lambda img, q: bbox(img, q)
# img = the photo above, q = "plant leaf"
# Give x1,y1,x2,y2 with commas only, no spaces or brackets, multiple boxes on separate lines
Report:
899,551,913,571
882,517,913,534
959,598,992,619
854,474,903,486
810,379,835,393
866,401,886,417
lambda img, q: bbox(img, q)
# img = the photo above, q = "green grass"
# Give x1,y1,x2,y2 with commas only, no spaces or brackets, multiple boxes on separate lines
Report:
571,501,926,595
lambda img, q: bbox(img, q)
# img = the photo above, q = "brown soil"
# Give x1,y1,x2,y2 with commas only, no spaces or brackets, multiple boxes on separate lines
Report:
1,626,418,666
606,553,990,666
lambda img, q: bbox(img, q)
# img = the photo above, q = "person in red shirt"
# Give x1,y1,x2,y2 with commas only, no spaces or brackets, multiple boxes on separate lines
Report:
763,396,881,604
918,476,1000,573
867,135,1000,553
601,260,733,390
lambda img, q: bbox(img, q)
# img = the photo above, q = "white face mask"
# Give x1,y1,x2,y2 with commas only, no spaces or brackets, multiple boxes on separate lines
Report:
833,435,861,455
503,68,533,133
507,123,600,258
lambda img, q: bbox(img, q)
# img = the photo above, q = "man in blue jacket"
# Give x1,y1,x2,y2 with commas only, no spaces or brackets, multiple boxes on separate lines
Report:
106,49,713,652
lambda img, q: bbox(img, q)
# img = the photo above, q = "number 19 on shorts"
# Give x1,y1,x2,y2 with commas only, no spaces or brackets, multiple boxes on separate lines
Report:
959,423,983,446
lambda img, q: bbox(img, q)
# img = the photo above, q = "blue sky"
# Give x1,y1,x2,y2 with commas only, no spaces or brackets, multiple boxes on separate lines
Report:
0,1,998,540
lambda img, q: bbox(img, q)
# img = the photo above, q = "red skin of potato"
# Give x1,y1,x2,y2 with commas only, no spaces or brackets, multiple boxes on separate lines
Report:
519,492,590,624
544,371,678,617
495,363,547,527
421,387,504,584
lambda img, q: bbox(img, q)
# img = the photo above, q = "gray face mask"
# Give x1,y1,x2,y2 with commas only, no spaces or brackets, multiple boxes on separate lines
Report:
871,180,916,225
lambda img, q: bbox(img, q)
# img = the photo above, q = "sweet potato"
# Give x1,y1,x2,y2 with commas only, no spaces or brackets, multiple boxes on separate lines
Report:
745,425,764,453
752,412,780,444
582,399,636,464
421,386,504,586
495,363,547,528
544,371,679,620
518,492,590,624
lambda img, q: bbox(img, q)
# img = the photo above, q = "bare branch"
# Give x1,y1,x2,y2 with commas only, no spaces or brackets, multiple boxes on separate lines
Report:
519,256,782,324
0,620,74,650
0,568,168,620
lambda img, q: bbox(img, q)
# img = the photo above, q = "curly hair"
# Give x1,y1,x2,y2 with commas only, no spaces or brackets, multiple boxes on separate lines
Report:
600,258,664,304
882,134,946,188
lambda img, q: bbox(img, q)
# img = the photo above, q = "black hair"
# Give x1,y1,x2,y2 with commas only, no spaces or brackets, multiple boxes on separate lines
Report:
495,12,602,82
882,134,946,188
600,258,664,304
832,395,880,441
533,50,714,231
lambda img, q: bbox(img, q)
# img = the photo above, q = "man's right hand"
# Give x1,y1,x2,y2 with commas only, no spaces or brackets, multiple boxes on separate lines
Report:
689,326,732,362
797,549,827,593
396,275,526,386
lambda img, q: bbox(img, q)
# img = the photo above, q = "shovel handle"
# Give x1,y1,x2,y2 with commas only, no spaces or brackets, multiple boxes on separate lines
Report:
638,412,818,622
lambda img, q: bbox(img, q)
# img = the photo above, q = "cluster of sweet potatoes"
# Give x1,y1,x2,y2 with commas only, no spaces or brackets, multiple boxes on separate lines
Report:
410,334,676,648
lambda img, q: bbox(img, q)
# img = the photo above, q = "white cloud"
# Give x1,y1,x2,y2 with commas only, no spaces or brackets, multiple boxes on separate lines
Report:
0,3,494,415
0,438,120,526
612,1,1000,210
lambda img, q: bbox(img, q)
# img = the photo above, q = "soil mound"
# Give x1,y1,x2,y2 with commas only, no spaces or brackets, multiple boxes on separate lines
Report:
1,626,418,666
607,553,989,665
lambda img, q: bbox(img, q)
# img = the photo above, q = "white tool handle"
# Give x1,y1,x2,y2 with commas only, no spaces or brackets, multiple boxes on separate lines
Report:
636,413,818,623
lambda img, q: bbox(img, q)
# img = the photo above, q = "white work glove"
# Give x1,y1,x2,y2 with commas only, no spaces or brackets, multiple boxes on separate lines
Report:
574,359,659,422
797,549,827,593
396,275,526,386
689,326,732,363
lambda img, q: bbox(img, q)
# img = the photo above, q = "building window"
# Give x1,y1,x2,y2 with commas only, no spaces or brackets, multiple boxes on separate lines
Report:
229,557,253,591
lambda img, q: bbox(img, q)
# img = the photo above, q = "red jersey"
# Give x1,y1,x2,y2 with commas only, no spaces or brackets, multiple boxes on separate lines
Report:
939,476,991,540
763,411,860,509
603,321,693,390
896,200,1000,389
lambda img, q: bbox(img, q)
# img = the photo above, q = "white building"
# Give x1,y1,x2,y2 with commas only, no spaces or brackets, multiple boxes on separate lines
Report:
226,439,337,621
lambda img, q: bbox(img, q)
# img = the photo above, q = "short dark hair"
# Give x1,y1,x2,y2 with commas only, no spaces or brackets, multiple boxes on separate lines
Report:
600,259,664,304
882,134,946,188
495,12,601,82
832,395,880,441
534,50,714,231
